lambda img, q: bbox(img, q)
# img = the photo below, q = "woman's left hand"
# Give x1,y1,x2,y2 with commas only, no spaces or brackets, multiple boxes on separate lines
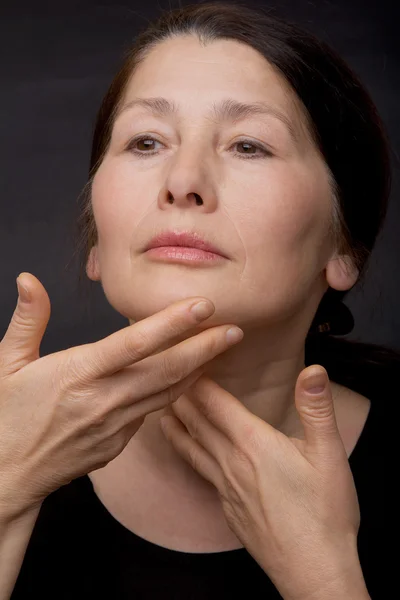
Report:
160,365,363,600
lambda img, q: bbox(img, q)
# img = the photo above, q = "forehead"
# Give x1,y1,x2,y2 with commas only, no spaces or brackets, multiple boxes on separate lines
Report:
119,36,311,137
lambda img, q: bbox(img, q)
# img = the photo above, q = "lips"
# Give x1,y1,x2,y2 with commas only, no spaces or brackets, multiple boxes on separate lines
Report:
144,230,227,258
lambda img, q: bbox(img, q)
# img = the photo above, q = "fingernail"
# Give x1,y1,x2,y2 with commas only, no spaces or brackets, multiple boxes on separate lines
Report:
226,327,244,344
16,277,31,304
190,300,214,321
304,371,327,395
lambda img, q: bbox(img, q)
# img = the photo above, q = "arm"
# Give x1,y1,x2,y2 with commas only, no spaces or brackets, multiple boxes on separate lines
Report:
0,504,41,600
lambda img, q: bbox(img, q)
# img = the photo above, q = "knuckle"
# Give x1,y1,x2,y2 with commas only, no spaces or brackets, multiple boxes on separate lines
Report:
202,330,221,357
160,352,186,386
89,350,111,379
241,422,261,452
69,386,112,442
157,309,184,335
51,353,88,396
10,311,37,331
122,327,149,362
51,360,106,419
88,342,117,378
86,407,109,435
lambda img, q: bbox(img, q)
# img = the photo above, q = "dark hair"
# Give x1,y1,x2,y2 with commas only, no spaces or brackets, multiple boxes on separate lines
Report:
70,0,400,400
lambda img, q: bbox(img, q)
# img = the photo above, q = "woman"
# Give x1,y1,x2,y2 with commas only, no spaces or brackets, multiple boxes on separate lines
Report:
1,2,397,598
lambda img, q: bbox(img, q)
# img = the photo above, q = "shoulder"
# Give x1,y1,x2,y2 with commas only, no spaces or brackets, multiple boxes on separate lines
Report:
331,382,371,458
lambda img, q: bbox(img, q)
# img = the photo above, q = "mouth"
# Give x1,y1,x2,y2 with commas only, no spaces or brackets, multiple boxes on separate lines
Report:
145,245,225,264
143,230,228,265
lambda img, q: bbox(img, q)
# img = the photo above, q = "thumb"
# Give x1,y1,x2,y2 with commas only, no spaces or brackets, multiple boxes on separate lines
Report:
0,273,51,375
295,365,343,458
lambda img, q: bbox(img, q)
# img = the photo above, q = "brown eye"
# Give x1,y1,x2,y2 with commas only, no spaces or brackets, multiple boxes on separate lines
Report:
127,136,161,153
232,139,272,159
236,141,257,154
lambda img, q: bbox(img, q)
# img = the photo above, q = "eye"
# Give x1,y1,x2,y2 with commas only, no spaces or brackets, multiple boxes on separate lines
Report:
233,139,273,159
126,135,273,159
126,135,162,154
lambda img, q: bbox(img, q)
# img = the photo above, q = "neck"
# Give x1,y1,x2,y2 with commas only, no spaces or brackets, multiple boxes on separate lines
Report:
121,322,324,499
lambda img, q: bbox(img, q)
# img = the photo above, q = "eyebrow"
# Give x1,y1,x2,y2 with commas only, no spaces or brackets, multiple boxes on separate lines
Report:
114,96,299,144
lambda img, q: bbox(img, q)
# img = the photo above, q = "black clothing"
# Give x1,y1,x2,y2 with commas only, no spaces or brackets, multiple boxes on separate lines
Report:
11,398,385,599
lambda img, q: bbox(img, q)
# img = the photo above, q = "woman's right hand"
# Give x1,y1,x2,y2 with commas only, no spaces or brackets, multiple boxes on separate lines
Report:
0,273,243,519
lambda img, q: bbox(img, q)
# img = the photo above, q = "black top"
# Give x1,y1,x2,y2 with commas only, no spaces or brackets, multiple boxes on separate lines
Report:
11,397,386,599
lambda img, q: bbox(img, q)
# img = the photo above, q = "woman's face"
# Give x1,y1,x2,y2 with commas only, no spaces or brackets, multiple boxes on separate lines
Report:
87,36,354,334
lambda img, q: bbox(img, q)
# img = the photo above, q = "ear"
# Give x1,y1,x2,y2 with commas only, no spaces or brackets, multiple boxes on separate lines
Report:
325,255,359,291
86,246,101,281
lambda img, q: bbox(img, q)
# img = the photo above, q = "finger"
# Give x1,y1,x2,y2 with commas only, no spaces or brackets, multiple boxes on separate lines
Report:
160,414,222,490
0,273,51,375
102,324,243,409
81,297,217,379
115,367,205,425
295,366,345,459
170,394,230,465
183,375,264,447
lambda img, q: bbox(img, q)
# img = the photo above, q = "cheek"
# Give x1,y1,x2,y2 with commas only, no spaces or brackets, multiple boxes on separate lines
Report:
233,162,332,304
91,159,146,240
240,162,330,256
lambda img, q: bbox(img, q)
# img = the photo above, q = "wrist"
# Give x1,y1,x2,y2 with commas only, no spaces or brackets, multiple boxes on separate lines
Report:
294,565,370,600
0,472,43,522
277,544,369,600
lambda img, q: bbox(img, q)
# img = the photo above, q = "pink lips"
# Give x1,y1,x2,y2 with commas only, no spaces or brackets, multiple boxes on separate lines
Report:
145,231,226,257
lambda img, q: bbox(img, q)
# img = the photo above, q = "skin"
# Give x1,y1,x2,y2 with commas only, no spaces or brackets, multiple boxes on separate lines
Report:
86,35,360,498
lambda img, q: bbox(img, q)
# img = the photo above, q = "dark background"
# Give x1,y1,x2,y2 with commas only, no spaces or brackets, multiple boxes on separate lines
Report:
1,0,399,356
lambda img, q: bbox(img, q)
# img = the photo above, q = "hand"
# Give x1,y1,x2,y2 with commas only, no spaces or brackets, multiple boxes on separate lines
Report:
160,366,364,600
0,273,243,519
